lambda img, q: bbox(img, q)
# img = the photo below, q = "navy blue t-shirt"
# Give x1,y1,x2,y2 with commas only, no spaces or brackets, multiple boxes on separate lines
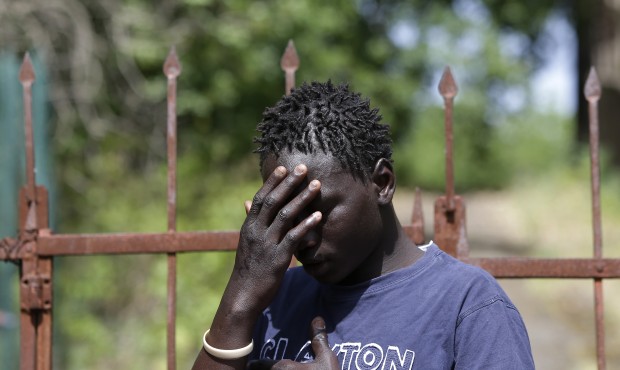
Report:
251,243,535,370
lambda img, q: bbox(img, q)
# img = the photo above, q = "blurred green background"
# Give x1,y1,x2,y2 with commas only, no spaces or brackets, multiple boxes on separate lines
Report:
1,0,619,369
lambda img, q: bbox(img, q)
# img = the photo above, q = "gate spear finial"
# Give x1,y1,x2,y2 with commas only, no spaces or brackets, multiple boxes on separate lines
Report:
19,53,35,86
585,67,601,103
438,66,458,99
164,46,182,79
280,40,299,96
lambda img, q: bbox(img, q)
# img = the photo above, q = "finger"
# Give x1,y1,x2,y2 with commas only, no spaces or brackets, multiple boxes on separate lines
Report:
269,179,321,235
248,166,287,218
272,360,297,370
257,164,309,225
247,359,279,370
309,317,332,359
276,210,322,258
244,200,252,215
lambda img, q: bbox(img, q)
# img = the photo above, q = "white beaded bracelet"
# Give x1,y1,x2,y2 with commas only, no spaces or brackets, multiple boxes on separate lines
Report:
202,329,254,360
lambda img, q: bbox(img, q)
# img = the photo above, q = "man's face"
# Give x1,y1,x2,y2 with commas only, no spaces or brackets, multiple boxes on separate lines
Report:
261,151,385,285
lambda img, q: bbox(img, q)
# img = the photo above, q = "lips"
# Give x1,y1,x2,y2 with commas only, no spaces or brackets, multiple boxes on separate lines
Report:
296,253,322,265
299,258,322,266
299,258,325,276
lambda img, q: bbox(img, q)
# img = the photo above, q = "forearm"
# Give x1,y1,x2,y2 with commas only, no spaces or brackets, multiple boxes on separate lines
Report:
192,277,263,370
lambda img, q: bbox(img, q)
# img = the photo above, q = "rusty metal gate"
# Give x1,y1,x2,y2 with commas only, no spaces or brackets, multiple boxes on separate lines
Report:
1,41,619,370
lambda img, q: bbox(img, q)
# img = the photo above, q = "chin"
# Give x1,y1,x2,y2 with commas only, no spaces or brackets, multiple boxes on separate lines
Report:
302,263,329,281
302,263,344,285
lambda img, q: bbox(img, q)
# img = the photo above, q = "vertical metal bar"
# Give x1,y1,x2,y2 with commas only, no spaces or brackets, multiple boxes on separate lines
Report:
164,50,181,232
280,40,301,267
166,253,176,370
19,53,37,225
18,191,36,370
164,46,181,370
19,305,36,370
434,67,468,258
36,257,52,370
438,67,457,211
411,188,425,245
18,186,52,370
585,69,603,264
280,40,299,96
584,67,605,370
593,281,605,369
18,52,38,370
35,189,52,370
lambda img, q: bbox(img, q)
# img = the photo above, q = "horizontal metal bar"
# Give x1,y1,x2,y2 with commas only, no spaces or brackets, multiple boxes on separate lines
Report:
37,231,238,255
35,229,620,279
467,257,620,279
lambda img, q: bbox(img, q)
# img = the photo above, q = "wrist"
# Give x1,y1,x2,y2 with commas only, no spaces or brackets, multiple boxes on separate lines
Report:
225,271,275,315
203,329,254,359
209,279,264,334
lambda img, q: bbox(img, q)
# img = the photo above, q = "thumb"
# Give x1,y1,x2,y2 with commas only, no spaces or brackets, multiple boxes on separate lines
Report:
247,359,279,370
310,316,331,358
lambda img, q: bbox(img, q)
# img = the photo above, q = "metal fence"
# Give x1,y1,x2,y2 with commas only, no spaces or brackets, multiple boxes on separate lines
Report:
1,41,619,370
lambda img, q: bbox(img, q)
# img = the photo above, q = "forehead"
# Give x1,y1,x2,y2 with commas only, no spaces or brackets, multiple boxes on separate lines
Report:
261,151,354,184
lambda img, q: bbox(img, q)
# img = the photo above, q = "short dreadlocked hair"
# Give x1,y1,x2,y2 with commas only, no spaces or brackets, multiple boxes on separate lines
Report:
255,81,392,180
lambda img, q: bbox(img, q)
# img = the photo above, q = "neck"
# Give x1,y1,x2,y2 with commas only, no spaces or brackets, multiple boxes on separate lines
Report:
337,204,425,286
378,205,425,276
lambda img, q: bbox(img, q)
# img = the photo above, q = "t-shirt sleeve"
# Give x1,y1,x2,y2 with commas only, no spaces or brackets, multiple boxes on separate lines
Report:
454,295,535,370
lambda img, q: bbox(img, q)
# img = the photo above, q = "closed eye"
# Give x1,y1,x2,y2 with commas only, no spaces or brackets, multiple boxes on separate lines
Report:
308,196,339,225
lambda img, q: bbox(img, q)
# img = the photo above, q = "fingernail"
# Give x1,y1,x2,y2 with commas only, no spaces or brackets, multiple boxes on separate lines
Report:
275,166,286,176
294,164,306,175
313,211,322,221
309,180,320,190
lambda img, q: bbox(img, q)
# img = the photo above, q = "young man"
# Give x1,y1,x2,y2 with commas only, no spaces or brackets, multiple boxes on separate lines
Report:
192,81,534,370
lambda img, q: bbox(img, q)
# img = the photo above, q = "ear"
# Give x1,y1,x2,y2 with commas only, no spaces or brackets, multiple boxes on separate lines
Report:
371,158,396,205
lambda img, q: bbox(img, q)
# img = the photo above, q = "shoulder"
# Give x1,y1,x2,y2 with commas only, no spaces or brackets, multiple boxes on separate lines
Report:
422,244,519,318
422,246,534,368
424,244,505,292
